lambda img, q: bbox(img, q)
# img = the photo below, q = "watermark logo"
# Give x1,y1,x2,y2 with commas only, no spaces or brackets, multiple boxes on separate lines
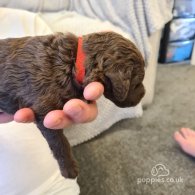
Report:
137,163,183,185
151,163,169,177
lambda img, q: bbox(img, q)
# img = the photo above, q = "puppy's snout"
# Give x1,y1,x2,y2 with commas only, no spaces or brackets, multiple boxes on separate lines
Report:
130,83,145,106
134,83,142,90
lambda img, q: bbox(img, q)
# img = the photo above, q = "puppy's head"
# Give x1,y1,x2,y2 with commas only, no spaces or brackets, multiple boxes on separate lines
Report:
82,32,145,108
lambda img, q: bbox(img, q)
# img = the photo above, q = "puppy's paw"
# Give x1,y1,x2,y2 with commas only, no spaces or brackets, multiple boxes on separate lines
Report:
61,160,78,179
67,159,79,179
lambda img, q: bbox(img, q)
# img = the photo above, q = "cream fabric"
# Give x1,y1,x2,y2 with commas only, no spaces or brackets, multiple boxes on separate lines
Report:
0,122,80,195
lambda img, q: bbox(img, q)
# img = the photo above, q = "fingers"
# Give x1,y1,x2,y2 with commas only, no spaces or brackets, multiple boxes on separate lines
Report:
14,108,35,123
174,129,195,157
13,82,104,129
176,127,195,139
43,110,73,129
174,131,187,145
44,82,103,129
182,128,195,136
0,112,14,123
83,82,104,100
174,128,195,150
174,131,191,154
44,99,98,129
63,99,98,123
179,127,190,138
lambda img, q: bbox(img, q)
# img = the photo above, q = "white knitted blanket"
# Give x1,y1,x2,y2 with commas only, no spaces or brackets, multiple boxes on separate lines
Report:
0,0,174,63
68,0,174,62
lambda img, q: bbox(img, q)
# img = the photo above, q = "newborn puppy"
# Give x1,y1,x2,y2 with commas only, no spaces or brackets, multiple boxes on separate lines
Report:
0,32,145,178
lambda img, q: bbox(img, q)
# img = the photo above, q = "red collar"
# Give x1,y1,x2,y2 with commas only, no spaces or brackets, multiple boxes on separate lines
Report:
75,37,86,84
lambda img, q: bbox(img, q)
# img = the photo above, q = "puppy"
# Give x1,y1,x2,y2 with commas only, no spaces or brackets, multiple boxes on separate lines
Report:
0,32,145,178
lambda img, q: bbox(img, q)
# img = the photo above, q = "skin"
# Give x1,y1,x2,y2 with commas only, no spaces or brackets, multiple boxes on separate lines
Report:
174,127,195,157
0,82,104,129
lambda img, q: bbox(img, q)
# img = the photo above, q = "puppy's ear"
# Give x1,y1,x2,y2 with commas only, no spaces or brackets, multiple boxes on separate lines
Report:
105,71,130,102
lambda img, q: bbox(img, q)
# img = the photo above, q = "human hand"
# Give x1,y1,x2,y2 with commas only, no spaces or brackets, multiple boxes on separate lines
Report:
5,82,103,129
0,111,14,123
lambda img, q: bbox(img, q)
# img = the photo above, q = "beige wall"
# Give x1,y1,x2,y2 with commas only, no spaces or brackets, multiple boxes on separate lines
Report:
191,43,195,65
142,30,162,106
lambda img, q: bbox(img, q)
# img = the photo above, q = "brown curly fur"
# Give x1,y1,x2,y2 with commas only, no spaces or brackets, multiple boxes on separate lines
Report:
0,32,145,178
